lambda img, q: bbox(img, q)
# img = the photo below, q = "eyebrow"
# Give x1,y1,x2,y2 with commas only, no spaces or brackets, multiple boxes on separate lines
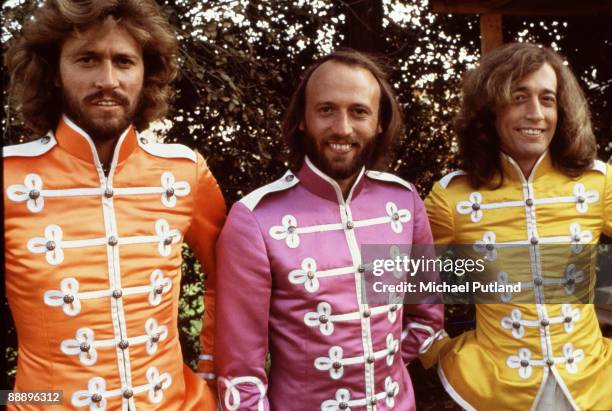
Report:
513,86,557,95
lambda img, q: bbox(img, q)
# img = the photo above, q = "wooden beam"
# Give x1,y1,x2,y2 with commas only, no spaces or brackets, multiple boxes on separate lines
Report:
480,13,503,54
431,0,612,16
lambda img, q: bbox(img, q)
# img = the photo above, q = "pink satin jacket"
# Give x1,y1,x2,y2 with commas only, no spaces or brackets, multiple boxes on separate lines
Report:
215,157,445,411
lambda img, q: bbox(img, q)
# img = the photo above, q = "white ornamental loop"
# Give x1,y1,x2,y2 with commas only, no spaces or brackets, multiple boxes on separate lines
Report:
385,333,399,366
304,302,335,336
474,231,497,261
71,377,109,411
561,304,580,333
6,173,45,213
72,368,172,410
145,366,172,404
321,388,354,411
315,346,347,380
148,269,172,306
160,172,190,208
573,183,599,213
269,214,300,248
44,277,81,316
155,219,181,256
507,348,534,379
501,309,527,339
289,257,319,292
61,328,99,366
456,192,484,223
387,304,400,323
569,223,592,254
562,343,584,374
406,323,447,354
386,201,411,233
27,224,65,265
383,377,400,408
496,272,514,303
563,264,585,294
388,245,410,279
219,376,266,411
145,318,169,355
320,377,400,410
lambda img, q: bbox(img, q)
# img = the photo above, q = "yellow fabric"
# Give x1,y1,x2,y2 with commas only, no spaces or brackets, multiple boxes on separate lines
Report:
4,118,225,410
424,153,612,411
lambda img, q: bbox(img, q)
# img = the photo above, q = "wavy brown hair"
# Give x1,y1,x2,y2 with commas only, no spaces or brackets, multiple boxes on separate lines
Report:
282,48,404,172
5,0,178,135
455,42,596,188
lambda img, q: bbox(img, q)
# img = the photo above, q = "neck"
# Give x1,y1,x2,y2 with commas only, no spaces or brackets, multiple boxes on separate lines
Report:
94,137,121,171
336,173,359,200
517,160,536,179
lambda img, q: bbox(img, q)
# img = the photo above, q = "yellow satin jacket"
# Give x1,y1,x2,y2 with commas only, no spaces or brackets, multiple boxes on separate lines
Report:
424,153,612,411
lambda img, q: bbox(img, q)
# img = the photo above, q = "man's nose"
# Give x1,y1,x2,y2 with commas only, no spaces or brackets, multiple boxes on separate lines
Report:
95,61,119,89
331,111,353,136
525,97,545,121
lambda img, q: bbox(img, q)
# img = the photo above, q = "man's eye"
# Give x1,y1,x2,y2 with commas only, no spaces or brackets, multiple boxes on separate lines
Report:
78,56,95,64
318,106,333,114
541,95,556,104
353,108,369,116
513,94,526,103
117,58,134,66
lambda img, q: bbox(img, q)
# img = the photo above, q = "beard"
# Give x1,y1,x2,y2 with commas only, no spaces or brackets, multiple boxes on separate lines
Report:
61,88,140,142
303,131,378,180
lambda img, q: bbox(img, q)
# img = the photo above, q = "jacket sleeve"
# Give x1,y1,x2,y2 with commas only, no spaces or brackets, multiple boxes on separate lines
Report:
215,201,271,411
603,163,612,237
183,152,227,384
401,190,447,368
423,181,455,245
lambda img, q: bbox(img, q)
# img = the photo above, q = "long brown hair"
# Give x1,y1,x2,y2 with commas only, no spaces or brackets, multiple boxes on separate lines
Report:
455,42,596,188
282,48,404,171
5,0,178,135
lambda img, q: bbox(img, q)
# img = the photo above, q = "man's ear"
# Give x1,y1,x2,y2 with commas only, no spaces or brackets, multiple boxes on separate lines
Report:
377,123,383,134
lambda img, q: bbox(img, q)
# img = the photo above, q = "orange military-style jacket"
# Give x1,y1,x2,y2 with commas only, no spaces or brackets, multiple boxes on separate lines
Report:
4,116,226,410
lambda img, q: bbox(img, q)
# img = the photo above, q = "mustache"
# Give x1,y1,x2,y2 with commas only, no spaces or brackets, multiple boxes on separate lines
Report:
84,91,129,105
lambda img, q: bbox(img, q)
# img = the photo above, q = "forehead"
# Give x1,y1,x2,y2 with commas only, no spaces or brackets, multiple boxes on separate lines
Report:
61,20,142,56
305,60,381,105
512,63,558,92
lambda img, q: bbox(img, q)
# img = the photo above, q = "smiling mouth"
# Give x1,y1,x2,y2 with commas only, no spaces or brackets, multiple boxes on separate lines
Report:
91,100,122,107
329,143,353,153
517,128,545,136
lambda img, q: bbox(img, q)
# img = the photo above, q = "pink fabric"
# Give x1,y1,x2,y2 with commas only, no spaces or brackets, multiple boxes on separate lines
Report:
215,159,444,411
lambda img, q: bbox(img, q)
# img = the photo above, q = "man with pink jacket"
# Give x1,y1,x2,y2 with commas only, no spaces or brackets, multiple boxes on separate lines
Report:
215,49,445,411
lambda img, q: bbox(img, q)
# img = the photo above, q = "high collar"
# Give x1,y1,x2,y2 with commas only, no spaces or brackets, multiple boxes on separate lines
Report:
500,151,552,184
54,115,138,169
296,156,366,204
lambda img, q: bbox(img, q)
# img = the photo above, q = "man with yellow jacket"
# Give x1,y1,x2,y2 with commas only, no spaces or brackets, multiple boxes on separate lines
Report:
425,43,611,410
4,1,225,409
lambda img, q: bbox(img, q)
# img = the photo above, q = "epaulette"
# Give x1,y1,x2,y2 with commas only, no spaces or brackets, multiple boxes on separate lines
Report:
240,171,299,211
439,170,467,189
365,170,413,191
3,133,56,158
137,134,196,163
592,159,607,176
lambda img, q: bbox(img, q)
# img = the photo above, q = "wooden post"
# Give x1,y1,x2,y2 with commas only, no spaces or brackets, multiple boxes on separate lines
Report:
480,13,503,55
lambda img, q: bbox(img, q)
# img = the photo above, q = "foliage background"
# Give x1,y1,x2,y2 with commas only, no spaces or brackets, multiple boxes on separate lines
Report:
3,1,611,409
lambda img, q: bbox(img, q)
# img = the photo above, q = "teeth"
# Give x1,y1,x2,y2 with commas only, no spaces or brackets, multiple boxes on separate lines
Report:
520,128,543,136
330,143,352,152
94,101,118,106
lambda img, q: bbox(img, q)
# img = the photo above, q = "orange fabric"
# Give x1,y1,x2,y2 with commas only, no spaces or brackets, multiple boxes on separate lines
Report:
4,117,225,410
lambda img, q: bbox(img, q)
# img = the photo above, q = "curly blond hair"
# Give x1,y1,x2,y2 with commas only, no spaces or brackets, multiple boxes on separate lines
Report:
5,0,178,135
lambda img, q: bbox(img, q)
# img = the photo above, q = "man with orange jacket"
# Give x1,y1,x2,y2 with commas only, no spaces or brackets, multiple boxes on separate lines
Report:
4,1,225,409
